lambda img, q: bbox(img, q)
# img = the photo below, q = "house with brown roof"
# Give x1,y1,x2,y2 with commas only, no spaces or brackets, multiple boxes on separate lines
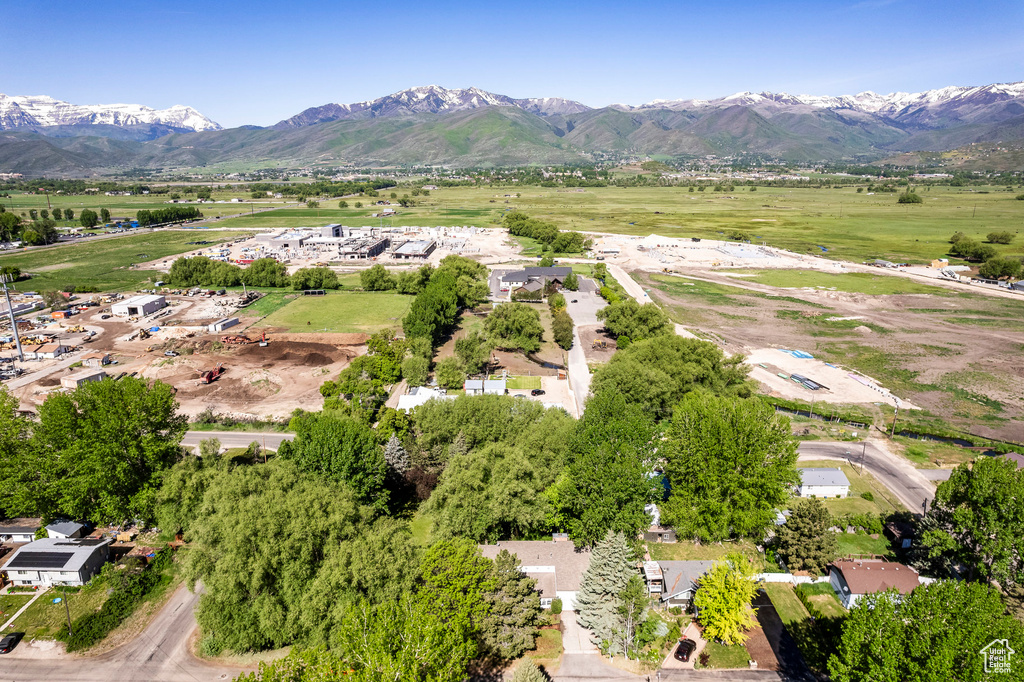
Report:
828,559,921,608
479,538,591,611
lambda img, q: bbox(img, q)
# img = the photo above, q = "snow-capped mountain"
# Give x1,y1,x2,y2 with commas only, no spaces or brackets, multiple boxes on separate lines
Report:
632,82,1024,122
275,85,591,128
0,94,221,132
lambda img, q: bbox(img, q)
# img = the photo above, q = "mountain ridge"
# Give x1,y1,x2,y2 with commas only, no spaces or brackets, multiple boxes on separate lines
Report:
0,94,222,137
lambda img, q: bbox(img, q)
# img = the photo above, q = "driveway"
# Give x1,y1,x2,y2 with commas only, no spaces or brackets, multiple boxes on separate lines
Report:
560,610,599,655
1,582,250,682
564,279,606,415
182,429,294,451
797,440,936,513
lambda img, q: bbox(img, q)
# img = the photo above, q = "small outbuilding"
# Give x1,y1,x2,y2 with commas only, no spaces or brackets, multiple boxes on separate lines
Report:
81,352,112,368
61,369,106,389
111,294,166,317
208,317,240,333
3,537,113,586
46,521,86,539
797,467,850,498
464,378,507,396
829,559,920,609
0,517,42,543
27,343,70,360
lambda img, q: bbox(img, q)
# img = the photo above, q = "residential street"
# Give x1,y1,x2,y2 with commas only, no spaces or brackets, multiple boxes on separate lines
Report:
0,582,249,682
797,440,936,513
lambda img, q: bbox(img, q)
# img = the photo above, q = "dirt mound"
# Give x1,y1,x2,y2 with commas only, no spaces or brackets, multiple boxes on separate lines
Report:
854,325,873,334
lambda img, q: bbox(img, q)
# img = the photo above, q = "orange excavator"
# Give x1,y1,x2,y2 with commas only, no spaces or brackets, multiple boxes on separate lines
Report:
198,364,224,384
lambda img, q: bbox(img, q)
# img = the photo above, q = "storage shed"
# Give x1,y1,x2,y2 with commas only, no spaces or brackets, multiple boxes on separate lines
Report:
208,317,240,333
61,369,107,389
797,467,850,498
111,294,166,317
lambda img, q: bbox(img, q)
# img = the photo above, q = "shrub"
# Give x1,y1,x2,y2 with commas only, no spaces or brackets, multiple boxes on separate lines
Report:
550,597,562,615
986,231,1014,244
897,192,923,204
860,491,874,502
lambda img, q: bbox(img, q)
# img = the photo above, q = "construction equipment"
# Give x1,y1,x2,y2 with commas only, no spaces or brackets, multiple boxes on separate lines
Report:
592,339,608,350
222,334,253,345
198,364,225,384
138,328,151,340
258,332,269,347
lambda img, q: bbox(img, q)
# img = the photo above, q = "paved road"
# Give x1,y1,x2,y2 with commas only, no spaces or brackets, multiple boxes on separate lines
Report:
564,280,605,416
1,583,247,682
182,429,294,451
797,440,936,513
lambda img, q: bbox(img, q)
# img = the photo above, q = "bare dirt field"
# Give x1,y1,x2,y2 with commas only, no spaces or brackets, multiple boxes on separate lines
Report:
637,270,1024,442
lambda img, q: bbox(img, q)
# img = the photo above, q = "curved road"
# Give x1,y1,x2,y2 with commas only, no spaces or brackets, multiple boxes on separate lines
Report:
1,583,249,682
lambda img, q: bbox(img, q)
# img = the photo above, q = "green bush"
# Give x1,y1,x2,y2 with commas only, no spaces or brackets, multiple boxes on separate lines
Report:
860,491,874,502
550,597,562,615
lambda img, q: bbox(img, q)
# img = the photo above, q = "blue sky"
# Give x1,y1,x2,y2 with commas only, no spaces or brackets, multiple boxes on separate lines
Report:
5,0,1023,128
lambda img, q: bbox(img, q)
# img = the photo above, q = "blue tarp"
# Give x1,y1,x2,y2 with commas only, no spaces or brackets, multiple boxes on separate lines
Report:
779,349,814,359
149,327,160,332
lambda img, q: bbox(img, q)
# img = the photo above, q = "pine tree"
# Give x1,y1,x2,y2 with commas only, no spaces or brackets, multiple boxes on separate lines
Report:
383,434,410,474
775,498,837,575
511,658,549,682
575,531,634,648
479,549,542,659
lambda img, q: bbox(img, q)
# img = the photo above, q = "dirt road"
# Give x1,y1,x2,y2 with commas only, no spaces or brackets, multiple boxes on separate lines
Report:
1,582,250,682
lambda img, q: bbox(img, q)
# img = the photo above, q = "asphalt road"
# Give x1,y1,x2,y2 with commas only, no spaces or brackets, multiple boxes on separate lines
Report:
182,430,294,451
1,582,247,682
564,279,605,416
797,440,936,513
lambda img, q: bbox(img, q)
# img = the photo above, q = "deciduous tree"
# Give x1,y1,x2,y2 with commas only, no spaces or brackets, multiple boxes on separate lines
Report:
692,554,761,645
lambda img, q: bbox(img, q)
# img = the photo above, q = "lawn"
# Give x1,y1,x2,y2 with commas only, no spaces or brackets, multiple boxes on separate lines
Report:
506,375,542,390
796,582,847,618
795,459,906,514
0,230,251,292
648,538,761,562
526,628,563,668
724,270,949,296
253,290,412,333
836,532,894,558
12,583,110,639
699,641,750,669
0,593,32,622
409,509,433,547
894,435,979,469
761,584,809,625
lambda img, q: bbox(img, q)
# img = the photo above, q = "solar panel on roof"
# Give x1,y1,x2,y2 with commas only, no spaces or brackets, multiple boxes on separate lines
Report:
7,551,74,569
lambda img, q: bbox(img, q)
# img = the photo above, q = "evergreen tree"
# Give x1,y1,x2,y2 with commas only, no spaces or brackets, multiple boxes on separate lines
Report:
479,549,542,660
383,434,410,474
511,659,549,682
775,498,837,575
575,531,634,647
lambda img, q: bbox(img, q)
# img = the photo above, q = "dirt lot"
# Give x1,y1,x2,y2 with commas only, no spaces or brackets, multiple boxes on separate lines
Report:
637,270,1024,442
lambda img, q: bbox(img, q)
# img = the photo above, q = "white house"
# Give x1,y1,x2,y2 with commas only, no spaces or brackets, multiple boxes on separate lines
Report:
26,343,71,360
3,537,113,586
396,386,455,413
111,294,166,317
828,560,921,609
797,467,850,498
464,379,507,396
0,517,41,543
479,538,591,611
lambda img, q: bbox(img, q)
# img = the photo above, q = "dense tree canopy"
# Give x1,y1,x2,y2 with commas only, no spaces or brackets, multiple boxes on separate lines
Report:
693,555,761,645
662,392,799,542
484,302,544,353
596,299,671,342
590,335,753,417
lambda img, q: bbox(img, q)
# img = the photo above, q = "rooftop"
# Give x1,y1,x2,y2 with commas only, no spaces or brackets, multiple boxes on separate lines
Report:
658,560,716,600
501,267,572,281
394,240,435,255
3,537,112,573
465,379,507,391
479,540,591,593
830,560,919,595
118,294,165,307
46,521,85,536
799,467,850,487
0,517,42,535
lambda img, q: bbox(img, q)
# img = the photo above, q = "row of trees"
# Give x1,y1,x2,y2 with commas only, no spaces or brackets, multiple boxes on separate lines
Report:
503,211,591,253
134,206,202,226
949,231,1022,278
168,256,335,290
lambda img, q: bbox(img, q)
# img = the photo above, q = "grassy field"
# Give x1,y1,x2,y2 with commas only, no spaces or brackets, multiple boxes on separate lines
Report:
526,627,563,670
724,270,951,295
0,230,251,292
0,593,32,621
506,375,542,390
761,583,809,625
253,290,412,333
12,584,109,639
648,538,761,562
795,459,906,514
836,532,893,558
5,188,284,220
796,582,847,618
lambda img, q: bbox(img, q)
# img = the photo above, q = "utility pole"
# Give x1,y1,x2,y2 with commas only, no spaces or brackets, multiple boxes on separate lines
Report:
1,275,25,362
890,400,901,439
861,441,867,474
62,585,72,635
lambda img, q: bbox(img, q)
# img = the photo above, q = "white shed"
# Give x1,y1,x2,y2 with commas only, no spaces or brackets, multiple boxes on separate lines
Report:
208,317,240,333
61,369,107,389
464,379,507,396
797,467,850,498
111,294,166,317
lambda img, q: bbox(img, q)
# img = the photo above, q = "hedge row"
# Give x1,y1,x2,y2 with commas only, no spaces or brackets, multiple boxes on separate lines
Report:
57,548,173,652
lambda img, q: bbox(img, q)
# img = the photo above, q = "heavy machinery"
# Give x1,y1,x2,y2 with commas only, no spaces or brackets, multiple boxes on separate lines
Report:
592,339,608,350
198,364,224,384
222,334,253,345
258,332,269,347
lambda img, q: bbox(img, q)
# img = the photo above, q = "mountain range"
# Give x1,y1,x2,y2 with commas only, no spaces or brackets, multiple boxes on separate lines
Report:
2,82,1024,175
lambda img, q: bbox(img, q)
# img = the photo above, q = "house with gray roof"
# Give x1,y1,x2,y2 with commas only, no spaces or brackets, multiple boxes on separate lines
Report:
499,267,572,297
46,521,86,539
655,560,716,609
3,537,113,586
464,378,507,396
0,517,41,544
797,467,850,498
479,539,591,611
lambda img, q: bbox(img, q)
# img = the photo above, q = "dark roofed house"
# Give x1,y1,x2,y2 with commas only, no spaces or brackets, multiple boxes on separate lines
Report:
657,560,716,609
479,538,591,611
0,517,42,544
828,559,920,608
499,267,572,293
3,537,113,586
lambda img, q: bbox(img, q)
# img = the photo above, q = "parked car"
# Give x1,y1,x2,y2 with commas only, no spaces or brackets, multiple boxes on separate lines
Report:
531,389,546,396
674,638,696,662
164,351,178,357
0,632,24,654
571,299,578,303
100,314,111,319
